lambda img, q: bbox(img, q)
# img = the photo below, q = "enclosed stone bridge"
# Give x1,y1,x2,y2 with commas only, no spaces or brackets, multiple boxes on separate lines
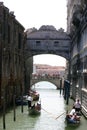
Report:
31,76,61,89
26,25,71,60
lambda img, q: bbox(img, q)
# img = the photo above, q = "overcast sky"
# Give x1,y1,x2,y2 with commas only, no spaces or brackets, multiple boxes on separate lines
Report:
34,54,66,67
2,0,67,66
2,0,67,30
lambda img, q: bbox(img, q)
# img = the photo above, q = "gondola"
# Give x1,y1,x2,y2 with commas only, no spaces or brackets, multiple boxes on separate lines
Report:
65,112,81,125
28,100,41,115
28,89,41,115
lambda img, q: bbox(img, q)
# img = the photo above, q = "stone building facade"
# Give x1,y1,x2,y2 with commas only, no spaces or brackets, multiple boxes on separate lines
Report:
0,2,25,109
33,64,65,78
67,0,87,117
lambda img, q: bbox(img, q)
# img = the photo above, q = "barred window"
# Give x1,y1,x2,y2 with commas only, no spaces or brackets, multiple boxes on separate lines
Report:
54,41,59,47
36,41,41,46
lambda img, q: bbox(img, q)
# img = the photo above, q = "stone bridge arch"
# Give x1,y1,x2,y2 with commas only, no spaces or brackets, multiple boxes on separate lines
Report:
31,77,61,89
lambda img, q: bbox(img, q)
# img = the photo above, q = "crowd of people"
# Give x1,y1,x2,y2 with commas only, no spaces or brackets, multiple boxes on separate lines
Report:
66,99,81,124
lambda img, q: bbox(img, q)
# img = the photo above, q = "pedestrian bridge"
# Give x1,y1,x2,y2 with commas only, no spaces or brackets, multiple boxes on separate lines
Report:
31,76,62,89
26,25,71,60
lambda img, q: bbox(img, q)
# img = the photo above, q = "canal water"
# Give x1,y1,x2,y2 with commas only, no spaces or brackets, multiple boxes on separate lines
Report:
0,81,87,130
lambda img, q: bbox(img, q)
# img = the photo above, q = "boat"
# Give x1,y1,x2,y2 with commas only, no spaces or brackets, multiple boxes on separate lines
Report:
28,89,41,115
65,112,81,125
28,100,41,115
15,95,28,106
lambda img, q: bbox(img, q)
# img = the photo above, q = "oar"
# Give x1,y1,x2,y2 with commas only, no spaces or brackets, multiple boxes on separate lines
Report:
42,107,66,120
55,112,66,120
41,107,56,119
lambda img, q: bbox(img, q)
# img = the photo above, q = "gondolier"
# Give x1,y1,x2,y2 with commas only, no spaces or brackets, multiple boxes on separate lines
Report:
27,95,33,108
28,89,41,115
74,99,81,112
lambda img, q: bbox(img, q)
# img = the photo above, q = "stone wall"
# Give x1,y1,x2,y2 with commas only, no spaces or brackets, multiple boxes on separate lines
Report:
67,0,87,117
0,2,25,109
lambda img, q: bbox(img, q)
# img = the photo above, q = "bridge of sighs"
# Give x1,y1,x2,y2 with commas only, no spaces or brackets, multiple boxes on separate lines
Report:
26,25,71,60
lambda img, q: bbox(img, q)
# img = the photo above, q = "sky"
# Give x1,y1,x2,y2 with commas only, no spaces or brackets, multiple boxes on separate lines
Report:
2,0,67,30
33,54,66,67
2,0,67,67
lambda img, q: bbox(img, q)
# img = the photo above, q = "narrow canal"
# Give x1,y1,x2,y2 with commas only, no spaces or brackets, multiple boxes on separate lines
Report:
0,82,87,130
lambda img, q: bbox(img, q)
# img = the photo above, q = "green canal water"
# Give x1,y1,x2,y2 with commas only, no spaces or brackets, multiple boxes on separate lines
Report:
0,82,87,130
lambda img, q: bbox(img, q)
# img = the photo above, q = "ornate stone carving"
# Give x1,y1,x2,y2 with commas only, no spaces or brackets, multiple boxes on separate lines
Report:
39,25,56,31
72,5,83,27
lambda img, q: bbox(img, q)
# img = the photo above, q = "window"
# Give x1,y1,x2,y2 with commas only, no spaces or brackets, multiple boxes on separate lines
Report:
54,41,59,47
8,25,10,43
18,33,21,49
36,41,41,46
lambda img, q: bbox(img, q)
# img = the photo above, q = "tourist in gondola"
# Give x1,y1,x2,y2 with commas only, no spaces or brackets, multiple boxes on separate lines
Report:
66,106,81,124
67,112,80,124
69,106,76,116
